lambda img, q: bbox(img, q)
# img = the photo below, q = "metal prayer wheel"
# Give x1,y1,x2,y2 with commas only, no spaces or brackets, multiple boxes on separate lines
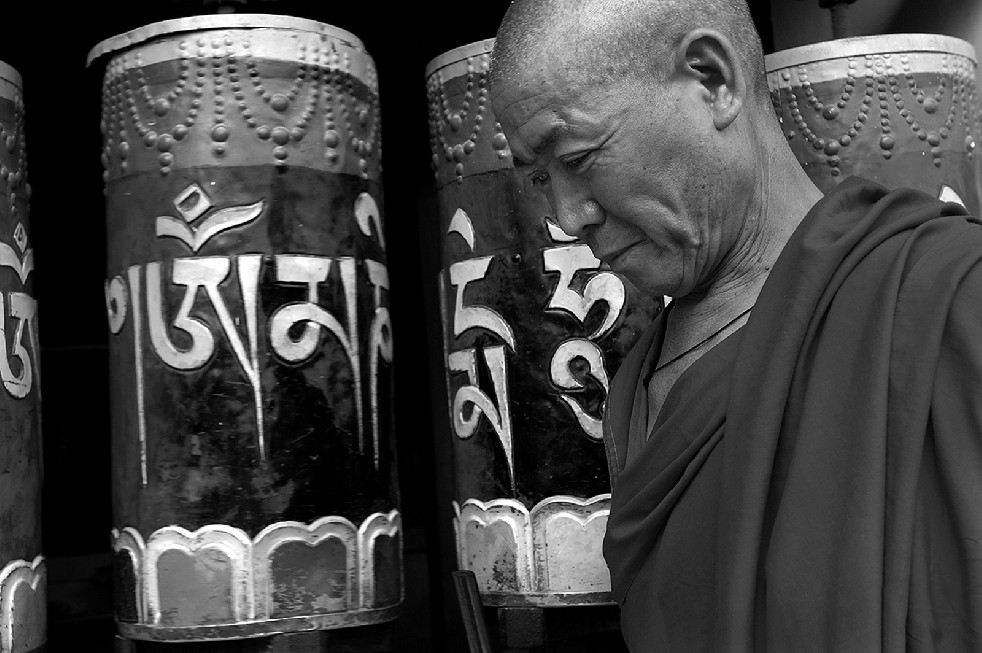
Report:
0,60,46,653
89,15,400,642
426,40,658,608
767,34,982,213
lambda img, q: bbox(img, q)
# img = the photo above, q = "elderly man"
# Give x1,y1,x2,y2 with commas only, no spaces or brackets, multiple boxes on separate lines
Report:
489,0,982,651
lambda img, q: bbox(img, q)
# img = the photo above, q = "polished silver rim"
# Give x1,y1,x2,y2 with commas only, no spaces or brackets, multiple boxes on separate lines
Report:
87,13,366,67
765,33,976,72
425,38,495,79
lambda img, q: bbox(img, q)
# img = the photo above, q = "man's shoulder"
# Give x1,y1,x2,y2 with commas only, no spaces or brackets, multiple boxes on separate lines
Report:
893,207,982,285
835,186,982,292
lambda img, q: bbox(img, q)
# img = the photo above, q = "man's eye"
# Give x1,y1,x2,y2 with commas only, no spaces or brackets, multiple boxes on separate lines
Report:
529,170,550,187
563,152,592,170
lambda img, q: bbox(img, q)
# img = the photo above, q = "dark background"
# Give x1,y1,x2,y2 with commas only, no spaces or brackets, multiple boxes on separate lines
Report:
0,0,773,650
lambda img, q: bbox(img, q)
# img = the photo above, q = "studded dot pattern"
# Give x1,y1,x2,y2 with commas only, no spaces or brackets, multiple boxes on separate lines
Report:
98,22,381,185
427,40,512,187
767,40,980,207
0,72,28,219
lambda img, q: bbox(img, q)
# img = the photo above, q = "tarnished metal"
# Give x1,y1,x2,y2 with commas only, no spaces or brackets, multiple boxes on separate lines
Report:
766,34,982,213
0,58,46,653
90,14,400,642
427,39,659,608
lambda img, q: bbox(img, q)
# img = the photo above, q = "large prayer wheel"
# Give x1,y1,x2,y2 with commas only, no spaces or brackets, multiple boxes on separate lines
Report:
89,15,400,642
767,34,981,213
426,40,658,607
0,60,46,653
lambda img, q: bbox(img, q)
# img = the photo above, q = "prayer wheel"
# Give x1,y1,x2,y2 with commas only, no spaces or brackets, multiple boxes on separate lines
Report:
426,40,658,607
0,60,46,653
89,15,400,642
767,34,981,214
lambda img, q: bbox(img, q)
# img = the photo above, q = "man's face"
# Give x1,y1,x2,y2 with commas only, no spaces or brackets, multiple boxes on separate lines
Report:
492,66,734,299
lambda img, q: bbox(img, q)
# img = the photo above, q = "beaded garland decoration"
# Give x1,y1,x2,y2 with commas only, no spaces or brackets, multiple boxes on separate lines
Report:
93,15,382,188
426,39,513,187
766,35,981,211
0,69,28,224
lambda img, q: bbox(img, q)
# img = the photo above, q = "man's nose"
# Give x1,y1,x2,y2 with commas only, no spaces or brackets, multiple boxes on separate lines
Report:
547,175,603,238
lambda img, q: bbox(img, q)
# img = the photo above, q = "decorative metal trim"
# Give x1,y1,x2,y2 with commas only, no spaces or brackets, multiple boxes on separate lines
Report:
427,38,513,186
765,33,976,72
0,555,46,652
110,510,402,637
88,13,367,67
453,495,612,605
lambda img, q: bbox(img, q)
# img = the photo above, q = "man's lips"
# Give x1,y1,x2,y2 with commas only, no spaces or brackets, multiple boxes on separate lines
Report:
597,242,640,266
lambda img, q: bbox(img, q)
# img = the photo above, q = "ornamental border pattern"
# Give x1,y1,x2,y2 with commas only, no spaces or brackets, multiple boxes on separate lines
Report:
111,509,402,629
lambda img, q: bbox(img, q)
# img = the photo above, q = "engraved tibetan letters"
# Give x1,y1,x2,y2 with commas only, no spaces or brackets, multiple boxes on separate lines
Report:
91,15,399,641
427,40,658,607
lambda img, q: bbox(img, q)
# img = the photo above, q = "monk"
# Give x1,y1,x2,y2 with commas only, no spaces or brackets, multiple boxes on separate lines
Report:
489,0,982,651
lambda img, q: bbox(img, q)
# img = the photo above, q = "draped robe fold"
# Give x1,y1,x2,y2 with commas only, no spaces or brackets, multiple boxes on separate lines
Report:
602,177,982,652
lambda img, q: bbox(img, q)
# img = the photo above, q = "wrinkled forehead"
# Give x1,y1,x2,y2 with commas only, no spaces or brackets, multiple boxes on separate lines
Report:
489,58,577,131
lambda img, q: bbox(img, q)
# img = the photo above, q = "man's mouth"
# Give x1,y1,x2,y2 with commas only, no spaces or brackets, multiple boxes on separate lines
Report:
599,242,637,267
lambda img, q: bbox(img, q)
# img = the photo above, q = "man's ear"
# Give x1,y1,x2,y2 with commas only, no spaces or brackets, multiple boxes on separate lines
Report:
674,29,746,130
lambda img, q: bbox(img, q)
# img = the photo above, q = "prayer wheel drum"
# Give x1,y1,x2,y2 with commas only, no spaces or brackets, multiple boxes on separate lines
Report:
89,15,400,642
426,40,658,607
767,34,981,214
0,60,46,653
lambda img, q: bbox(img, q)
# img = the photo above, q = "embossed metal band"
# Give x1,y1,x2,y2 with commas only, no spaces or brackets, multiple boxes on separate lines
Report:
765,34,981,209
426,38,513,186
453,495,613,606
113,512,402,641
94,14,381,182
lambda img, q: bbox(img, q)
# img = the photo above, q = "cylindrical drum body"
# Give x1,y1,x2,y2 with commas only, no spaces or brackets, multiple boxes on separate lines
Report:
0,61,46,653
91,15,400,642
767,34,981,214
426,40,659,608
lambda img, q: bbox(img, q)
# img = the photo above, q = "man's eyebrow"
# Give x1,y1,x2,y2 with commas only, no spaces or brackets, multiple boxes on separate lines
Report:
512,123,568,168
529,124,567,155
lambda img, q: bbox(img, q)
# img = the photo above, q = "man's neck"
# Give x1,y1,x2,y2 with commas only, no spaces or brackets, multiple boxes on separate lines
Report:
659,135,824,365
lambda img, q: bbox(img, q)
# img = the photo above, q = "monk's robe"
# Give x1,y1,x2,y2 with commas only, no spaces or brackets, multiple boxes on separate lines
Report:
603,177,982,652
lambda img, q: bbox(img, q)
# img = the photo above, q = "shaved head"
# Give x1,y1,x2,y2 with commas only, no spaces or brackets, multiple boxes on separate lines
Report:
487,0,805,300
490,0,768,101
